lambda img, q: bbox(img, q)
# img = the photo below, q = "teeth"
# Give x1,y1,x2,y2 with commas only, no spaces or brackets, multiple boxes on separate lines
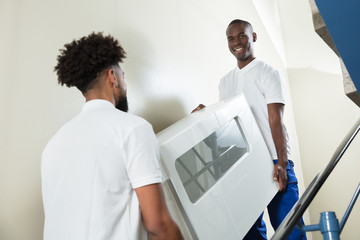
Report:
235,48,243,51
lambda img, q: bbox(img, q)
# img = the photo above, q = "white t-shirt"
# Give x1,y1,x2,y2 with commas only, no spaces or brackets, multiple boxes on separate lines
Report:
41,100,163,240
219,59,291,159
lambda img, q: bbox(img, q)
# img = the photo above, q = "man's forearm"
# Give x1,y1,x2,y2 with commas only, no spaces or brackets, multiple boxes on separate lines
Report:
271,122,288,167
267,103,288,166
136,184,184,240
147,219,183,240
268,103,288,191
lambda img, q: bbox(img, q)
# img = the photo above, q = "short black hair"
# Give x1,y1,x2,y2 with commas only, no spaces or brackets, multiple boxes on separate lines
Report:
228,19,253,31
54,32,126,92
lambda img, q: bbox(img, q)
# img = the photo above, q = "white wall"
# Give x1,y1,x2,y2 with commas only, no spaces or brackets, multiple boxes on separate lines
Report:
0,0,314,239
277,0,360,239
288,68,360,240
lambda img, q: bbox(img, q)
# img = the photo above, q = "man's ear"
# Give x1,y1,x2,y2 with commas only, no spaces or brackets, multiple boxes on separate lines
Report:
113,73,119,88
252,32,257,42
106,68,117,87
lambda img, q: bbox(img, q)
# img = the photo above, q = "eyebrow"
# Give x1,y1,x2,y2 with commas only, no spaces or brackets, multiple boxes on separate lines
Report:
227,32,246,38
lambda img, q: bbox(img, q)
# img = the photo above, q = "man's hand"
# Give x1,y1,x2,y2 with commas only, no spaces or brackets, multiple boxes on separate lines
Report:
191,104,206,113
273,163,287,191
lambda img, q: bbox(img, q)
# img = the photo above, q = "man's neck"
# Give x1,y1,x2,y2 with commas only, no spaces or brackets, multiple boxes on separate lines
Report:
83,90,115,106
237,57,256,69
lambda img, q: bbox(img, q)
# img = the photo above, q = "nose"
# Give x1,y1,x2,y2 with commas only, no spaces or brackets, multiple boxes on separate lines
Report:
233,37,241,46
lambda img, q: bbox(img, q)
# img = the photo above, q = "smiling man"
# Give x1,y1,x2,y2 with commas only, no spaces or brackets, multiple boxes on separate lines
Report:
218,19,306,240
189,19,307,239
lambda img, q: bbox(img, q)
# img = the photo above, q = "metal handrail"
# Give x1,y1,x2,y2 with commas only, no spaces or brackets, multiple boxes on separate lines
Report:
339,183,360,233
271,119,360,240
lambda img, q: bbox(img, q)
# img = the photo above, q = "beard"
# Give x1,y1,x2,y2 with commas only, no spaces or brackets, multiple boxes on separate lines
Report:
116,95,129,112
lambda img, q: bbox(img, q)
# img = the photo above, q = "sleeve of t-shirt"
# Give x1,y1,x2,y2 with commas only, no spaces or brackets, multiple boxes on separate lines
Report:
261,69,286,105
124,121,163,189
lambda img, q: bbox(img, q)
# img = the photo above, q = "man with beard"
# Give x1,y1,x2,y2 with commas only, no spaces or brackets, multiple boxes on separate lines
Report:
41,32,183,240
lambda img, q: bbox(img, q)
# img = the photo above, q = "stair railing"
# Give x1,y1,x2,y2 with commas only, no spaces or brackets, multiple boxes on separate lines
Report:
271,119,360,240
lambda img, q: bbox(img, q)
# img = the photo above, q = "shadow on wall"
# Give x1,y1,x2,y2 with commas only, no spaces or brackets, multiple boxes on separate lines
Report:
114,25,160,90
139,97,187,134
112,27,188,133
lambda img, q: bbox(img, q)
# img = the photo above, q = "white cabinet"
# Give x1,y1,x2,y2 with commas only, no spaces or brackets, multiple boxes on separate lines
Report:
157,94,278,239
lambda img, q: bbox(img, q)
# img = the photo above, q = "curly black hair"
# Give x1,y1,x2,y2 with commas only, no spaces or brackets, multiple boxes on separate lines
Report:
54,32,126,92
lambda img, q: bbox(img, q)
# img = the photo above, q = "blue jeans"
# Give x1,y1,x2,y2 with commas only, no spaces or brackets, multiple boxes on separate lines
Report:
243,160,307,240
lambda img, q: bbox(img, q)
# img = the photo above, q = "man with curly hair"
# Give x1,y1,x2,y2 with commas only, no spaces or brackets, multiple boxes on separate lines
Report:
41,32,183,240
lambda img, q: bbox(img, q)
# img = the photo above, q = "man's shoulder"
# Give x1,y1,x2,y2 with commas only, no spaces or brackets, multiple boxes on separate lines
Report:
58,107,150,137
87,103,146,125
221,67,238,80
254,59,278,73
107,109,150,129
